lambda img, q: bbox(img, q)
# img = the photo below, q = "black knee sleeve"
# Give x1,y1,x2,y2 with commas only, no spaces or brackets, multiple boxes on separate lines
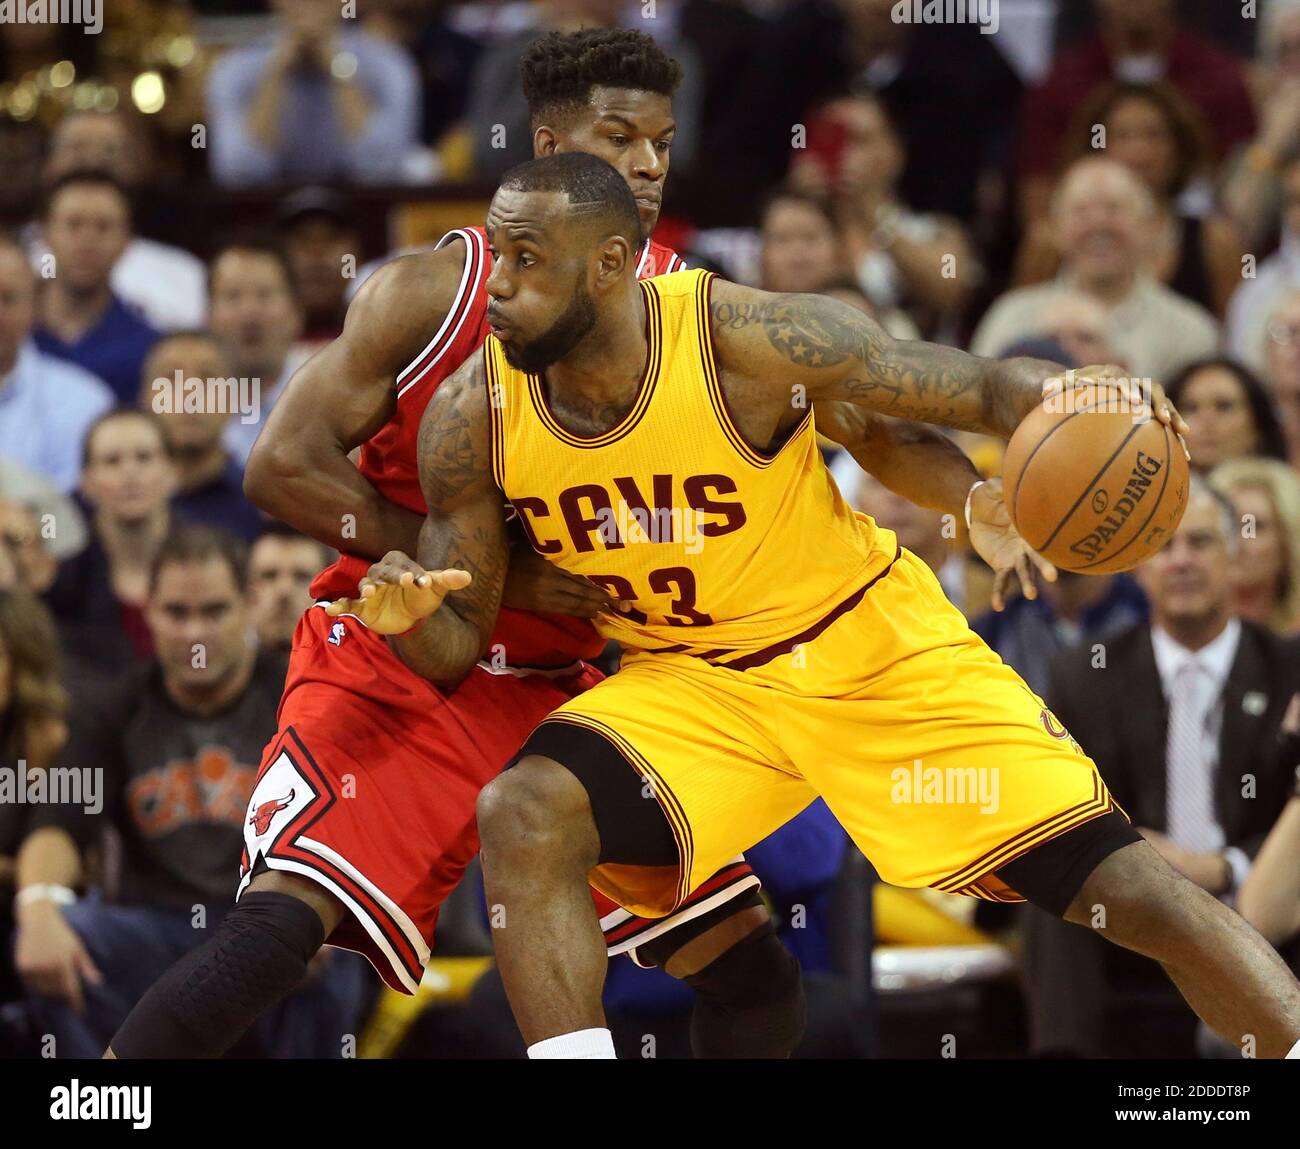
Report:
684,922,806,1059
110,892,326,1059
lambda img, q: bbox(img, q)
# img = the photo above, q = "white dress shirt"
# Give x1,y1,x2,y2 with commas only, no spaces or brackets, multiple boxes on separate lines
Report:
1150,619,1251,894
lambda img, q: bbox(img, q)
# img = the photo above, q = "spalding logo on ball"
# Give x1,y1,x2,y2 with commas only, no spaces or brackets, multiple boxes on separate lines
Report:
1001,388,1189,575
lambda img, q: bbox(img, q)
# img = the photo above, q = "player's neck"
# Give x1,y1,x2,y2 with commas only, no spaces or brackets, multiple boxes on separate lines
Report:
546,287,647,401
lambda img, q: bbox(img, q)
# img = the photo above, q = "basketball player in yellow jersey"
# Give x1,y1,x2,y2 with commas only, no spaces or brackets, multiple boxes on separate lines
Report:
334,154,1300,1061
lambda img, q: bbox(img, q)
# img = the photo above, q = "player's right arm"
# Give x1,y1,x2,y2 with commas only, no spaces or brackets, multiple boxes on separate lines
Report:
243,248,466,560
326,353,508,689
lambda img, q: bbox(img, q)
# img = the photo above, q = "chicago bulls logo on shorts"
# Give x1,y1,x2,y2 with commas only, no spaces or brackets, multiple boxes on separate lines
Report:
249,788,296,835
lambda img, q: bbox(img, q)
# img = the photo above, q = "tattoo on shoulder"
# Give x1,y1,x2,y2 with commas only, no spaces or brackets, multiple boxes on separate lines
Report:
711,294,880,369
418,357,489,506
713,292,990,432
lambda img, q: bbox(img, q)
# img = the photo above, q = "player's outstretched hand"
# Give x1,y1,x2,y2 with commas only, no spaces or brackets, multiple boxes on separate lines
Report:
1046,364,1190,460
967,477,1058,612
325,551,471,635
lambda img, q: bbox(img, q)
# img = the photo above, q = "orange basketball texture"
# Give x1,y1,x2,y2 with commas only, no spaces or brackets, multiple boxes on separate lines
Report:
1001,399,1189,574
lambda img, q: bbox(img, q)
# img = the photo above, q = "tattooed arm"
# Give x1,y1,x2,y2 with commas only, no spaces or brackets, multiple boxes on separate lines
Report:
709,279,1057,438
327,353,508,689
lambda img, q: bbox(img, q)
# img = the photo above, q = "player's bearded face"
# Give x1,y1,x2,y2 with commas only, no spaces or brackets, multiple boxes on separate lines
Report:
501,270,597,373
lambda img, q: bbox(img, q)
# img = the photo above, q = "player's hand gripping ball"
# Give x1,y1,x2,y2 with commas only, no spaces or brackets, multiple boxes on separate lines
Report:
1001,367,1191,574
325,551,471,635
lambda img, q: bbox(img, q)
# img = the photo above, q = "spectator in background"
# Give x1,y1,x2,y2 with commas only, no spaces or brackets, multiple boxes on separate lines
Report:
38,111,205,332
1019,0,1255,223
140,332,263,543
1034,291,1121,369
32,172,160,405
973,570,1149,700
0,232,113,493
1018,82,1244,318
46,410,174,675
1222,0,1300,250
206,236,306,468
0,588,68,1036
14,525,369,1058
277,188,359,349
206,0,420,187
0,460,88,564
1026,478,1299,1056
248,524,332,654
742,0,1021,228
1228,149,1300,374
1165,358,1289,472
1262,288,1300,467
971,158,1219,381
789,93,976,335
758,190,845,294
1208,457,1300,635
360,0,482,151
0,498,58,597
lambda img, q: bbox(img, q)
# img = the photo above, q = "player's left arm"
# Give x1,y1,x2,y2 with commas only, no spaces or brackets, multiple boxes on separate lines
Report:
815,402,979,515
816,403,1055,609
710,279,1188,439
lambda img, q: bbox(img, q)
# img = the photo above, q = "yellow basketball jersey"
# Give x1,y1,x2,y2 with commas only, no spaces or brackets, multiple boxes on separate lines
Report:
486,269,895,655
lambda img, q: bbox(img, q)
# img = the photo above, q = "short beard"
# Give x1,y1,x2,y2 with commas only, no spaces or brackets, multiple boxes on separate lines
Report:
502,279,597,374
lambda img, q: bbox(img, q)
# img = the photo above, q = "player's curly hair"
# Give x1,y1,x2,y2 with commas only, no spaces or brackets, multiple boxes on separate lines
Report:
521,28,682,127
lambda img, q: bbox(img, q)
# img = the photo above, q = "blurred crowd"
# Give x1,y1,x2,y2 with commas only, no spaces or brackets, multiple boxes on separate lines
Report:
1,0,1300,1059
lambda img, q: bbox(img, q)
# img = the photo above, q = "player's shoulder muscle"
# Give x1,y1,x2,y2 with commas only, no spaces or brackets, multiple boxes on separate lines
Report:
342,243,471,378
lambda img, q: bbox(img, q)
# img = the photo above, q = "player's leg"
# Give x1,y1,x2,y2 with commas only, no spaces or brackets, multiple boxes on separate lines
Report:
478,752,608,1053
1001,829,1300,1058
477,664,814,1058
106,869,341,1058
633,891,807,1058
786,544,1300,1058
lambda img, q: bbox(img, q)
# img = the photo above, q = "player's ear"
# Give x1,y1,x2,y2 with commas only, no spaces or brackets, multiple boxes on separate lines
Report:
533,126,558,157
594,235,632,288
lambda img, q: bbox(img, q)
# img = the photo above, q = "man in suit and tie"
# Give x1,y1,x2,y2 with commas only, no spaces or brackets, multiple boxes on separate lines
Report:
1022,475,1300,1057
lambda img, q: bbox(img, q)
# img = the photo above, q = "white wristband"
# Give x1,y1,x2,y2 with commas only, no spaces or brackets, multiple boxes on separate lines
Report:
964,480,987,531
15,883,76,909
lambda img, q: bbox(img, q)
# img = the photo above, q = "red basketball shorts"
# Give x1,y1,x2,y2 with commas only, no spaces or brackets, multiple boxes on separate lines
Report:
239,606,759,992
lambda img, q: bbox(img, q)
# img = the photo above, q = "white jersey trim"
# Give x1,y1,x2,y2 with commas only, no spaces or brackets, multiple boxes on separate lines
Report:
237,854,422,993
394,227,485,399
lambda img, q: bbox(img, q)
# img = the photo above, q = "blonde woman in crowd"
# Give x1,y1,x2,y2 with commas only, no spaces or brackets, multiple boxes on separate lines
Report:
1208,456,1300,633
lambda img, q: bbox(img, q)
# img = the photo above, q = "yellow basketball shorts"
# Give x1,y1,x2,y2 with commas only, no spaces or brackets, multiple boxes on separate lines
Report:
522,538,1128,919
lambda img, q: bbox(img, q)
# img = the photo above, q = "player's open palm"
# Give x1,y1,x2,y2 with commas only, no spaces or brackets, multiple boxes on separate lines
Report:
325,551,471,635
967,478,1058,612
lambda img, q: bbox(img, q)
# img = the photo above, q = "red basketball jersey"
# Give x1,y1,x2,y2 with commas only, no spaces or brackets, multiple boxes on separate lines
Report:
311,226,686,668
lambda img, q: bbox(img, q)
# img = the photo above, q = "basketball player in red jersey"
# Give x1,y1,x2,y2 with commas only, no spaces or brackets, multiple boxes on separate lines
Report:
107,29,1049,1060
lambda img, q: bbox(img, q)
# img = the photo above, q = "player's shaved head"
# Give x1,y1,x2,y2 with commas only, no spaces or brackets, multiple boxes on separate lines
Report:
498,153,641,250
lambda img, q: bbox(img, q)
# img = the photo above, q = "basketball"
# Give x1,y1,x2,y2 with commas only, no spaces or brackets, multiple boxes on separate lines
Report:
1001,394,1190,575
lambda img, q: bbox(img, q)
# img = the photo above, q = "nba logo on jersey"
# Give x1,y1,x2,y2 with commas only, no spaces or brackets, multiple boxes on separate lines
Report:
327,620,346,646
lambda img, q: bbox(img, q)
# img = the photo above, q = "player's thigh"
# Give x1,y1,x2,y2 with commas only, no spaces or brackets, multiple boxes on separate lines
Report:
779,549,1120,898
518,658,816,919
